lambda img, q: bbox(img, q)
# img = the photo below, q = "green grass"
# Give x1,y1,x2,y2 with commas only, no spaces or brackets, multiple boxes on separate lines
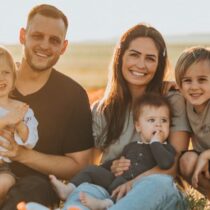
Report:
185,187,210,210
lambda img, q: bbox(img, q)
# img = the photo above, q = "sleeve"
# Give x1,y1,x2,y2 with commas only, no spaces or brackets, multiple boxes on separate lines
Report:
167,91,191,133
63,88,94,153
14,108,39,149
91,101,107,149
150,142,176,169
101,159,114,170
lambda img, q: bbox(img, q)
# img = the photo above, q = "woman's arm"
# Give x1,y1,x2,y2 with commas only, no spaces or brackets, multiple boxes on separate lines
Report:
138,130,190,177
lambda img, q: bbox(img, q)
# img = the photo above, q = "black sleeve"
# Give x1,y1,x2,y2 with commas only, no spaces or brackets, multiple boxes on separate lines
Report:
63,88,94,153
150,142,176,169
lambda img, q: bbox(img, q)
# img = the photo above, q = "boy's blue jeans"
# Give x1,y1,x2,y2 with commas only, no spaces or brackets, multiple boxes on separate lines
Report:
27,174,188,210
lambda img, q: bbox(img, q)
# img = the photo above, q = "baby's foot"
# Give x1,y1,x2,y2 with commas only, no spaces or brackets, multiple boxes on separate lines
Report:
49,174,75,200
80,192,113,210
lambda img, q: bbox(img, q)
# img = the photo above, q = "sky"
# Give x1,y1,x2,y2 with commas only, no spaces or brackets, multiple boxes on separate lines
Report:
1,0,210,44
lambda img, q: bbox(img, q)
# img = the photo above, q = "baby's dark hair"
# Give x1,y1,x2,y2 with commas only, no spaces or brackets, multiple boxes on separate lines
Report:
133,93,172,123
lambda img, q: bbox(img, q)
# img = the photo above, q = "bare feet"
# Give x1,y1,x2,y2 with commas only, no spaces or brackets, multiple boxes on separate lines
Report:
79,192,113,210
49,174,75,201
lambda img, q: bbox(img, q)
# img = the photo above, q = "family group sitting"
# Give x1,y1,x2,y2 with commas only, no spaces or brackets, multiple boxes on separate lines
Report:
0,3,209,210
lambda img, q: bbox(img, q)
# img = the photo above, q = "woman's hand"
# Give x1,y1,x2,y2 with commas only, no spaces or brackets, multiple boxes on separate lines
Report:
111,156,130,176
0,129,24,161
111,180,133,201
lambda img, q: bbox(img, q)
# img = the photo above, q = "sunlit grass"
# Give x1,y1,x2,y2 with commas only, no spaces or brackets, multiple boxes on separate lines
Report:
185,186,210,210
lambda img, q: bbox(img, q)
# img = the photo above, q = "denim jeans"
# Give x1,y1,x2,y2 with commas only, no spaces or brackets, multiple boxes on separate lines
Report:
27,174,188,210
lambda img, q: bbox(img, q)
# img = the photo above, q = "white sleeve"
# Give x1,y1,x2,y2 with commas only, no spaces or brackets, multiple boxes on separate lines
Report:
14,108,39,149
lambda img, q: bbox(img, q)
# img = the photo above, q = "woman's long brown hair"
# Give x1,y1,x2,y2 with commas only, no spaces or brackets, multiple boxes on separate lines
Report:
97,23,169,148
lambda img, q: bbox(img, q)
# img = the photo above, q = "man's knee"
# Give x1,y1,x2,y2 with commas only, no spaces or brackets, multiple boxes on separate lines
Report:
1,175,58,210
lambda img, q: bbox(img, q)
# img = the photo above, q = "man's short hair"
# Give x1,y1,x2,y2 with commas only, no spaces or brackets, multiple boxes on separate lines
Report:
27,4,68,30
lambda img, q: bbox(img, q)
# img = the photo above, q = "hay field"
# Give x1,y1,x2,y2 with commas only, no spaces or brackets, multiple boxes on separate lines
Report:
5,41,209,91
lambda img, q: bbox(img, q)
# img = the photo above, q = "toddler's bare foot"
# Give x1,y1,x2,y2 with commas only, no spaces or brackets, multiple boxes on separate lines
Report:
49,174,75,201
80,192,113,210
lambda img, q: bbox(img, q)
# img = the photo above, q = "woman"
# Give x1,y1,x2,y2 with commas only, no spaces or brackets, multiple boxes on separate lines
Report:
61,23,189,210
27,23,189,210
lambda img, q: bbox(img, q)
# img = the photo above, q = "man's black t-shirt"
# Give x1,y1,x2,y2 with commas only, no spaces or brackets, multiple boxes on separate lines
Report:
11,69,94,177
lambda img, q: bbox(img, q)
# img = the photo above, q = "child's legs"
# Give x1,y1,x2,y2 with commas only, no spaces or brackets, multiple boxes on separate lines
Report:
63,182,111,210
179,151,198,182
179,150,210,197
71,165,114,189
25,202,50,210
108,174,187,210
0,173,15,203
80,191,113,210
108,176,127,194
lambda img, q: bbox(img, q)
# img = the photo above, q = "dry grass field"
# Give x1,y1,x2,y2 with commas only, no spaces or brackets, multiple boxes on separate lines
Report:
5,41,203,89
5,41,206,103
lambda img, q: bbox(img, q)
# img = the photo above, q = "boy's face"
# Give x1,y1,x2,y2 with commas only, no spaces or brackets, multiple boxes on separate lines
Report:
0,60,14,99
181,60,210,113
135,105,170,143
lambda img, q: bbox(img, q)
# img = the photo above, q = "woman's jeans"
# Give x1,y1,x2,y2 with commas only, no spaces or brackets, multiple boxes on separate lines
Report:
27,174,188,210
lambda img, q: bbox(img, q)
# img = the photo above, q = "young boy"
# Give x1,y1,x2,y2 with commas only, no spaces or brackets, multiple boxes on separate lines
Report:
49,93,176,210
175,46,210,198
0,46,38,204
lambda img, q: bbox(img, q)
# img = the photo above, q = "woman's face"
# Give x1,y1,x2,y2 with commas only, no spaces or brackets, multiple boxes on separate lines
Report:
122,37,159,92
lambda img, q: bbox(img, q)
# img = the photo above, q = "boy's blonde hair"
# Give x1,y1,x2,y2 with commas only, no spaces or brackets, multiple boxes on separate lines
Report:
0,46,16,89
175,46,210,88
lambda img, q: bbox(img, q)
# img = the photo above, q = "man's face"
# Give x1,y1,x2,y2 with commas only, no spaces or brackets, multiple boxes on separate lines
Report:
20,14,68,72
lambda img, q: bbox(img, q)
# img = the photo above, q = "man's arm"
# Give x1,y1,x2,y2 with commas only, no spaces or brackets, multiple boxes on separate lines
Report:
0,130,93,180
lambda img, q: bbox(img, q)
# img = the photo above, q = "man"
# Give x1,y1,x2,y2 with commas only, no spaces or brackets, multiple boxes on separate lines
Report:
0,4,94,209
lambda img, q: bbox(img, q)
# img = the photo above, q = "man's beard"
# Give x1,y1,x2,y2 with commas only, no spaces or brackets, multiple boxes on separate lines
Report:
24,50,59,72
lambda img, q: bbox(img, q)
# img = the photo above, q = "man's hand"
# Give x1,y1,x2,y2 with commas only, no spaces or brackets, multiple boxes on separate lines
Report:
0,129,25,161
111,180,133,201
111,156,130,176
